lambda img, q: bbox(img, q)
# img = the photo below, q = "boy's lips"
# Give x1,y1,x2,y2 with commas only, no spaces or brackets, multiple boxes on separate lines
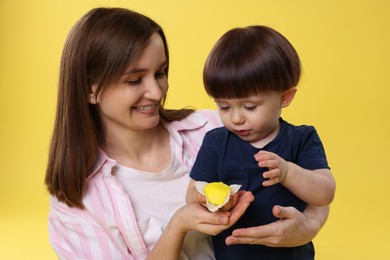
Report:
235,130,250,136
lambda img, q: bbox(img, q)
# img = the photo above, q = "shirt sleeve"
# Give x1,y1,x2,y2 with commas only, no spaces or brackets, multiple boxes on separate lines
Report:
48,197,131,260
190,130,221,183
294,126,329,170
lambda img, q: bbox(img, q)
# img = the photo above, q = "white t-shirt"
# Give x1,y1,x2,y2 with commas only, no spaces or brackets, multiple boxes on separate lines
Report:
113,135,215,260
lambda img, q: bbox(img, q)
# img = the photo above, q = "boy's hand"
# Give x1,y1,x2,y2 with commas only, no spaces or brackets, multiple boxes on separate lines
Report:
254,150,289,186
186,179,208,208
187,180,242,212
196,191,207,207
220,192,239,211
195,190,239,212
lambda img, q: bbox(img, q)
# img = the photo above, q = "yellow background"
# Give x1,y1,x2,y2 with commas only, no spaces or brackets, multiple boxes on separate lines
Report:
1,0,389,259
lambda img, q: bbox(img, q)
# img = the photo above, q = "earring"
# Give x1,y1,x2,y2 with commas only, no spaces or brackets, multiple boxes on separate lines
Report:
90,98,95,102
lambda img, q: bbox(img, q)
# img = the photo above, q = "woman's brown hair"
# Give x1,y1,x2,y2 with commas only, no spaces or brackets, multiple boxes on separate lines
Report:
203,25,301,98
45,7,194,208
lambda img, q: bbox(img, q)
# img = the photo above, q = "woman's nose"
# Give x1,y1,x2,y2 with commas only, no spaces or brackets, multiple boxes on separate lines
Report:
145,79,164,100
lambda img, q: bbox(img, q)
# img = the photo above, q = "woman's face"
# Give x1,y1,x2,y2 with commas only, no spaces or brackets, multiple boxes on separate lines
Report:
92,33,168,134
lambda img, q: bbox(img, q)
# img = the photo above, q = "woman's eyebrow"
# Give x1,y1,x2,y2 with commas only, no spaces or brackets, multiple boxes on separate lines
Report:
124,60,168,75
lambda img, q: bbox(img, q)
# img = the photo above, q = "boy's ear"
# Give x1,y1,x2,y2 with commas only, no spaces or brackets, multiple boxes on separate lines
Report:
281,87,297,108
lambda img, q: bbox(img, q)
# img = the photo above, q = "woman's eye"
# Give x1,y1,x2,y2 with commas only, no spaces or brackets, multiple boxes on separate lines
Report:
156,71,167,79
126,78,142,85
127,80,141,85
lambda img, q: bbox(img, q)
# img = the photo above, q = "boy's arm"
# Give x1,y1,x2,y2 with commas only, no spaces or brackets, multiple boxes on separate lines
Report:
256,150,336,206
282,165,335,206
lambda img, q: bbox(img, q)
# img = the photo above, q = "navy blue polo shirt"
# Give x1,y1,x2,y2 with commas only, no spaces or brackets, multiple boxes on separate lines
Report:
190,118,329,260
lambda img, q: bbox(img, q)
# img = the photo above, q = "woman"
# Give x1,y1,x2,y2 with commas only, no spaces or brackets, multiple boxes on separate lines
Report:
45,7,329,259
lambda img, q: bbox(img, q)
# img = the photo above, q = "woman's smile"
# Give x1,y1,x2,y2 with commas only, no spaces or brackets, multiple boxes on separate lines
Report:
133,104,158,111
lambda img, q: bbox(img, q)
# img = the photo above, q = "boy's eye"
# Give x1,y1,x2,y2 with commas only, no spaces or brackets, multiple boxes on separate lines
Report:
244,106,256,111
218,106,230,111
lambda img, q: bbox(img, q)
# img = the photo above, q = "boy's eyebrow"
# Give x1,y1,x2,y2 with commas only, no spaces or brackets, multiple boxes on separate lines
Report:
214,99,229,104
124,60,168,74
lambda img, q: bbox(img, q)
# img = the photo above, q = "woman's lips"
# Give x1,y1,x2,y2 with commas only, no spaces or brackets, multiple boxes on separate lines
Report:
132,104,159,114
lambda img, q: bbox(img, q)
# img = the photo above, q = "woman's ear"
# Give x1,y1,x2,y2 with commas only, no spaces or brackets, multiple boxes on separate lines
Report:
88,84,98,104
281,87,297,108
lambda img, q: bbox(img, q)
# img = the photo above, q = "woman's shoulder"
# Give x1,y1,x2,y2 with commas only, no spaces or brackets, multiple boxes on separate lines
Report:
169,109,222,131
186,109,221,123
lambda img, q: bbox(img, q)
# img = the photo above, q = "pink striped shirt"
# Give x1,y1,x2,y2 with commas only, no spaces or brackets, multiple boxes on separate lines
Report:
48,110,222,259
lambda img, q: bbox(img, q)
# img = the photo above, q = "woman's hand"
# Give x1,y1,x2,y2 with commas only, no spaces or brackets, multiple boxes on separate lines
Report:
225,205,329,247
178,190,254,236
148,191,253,260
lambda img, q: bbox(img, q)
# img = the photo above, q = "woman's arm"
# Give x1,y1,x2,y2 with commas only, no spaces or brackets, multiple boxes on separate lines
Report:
148,191,254,259
49,205,130,259
225,204,329,247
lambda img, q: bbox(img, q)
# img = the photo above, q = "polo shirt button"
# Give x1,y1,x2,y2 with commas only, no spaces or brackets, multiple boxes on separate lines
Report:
185,154,191,160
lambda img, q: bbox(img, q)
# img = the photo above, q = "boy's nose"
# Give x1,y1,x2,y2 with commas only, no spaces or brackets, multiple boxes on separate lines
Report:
232,110,245,125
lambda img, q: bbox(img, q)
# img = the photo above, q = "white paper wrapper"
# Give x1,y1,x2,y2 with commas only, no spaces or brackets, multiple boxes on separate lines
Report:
195,181,242,212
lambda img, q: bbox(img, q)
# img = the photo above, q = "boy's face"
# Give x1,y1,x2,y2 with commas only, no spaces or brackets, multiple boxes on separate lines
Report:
215,91,285,147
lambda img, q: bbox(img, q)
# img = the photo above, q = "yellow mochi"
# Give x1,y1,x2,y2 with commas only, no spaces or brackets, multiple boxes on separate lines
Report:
204,182,231,206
